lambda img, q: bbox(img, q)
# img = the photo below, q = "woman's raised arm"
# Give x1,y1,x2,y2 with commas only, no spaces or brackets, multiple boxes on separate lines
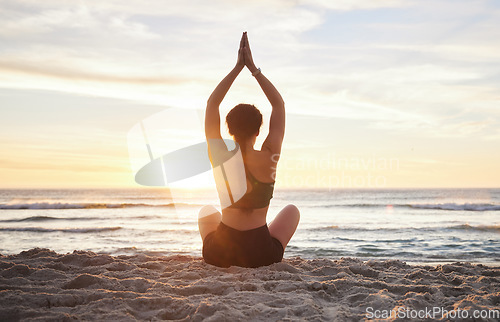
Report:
242,32,285,155
205,33,246,139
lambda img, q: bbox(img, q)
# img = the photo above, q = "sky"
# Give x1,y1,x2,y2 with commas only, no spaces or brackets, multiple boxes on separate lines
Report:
1,0,499,189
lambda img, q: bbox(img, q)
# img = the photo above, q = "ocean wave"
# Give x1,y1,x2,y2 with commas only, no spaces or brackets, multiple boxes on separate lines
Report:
0,215,100,222
449,224,500,233
312,202,500,211
309,224,500,233
0,215,163,223
0,202,200,210
306,226,413,233
314,203,387,208
0,227,122,233
408,203,500,211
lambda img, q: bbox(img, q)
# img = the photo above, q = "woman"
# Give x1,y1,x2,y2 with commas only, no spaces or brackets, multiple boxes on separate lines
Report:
198,32,300,268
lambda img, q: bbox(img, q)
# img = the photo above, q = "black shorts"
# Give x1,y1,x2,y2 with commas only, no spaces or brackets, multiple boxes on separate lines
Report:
202,222,284,268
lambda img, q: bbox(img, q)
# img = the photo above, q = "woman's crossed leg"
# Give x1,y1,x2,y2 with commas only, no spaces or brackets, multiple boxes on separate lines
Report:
268,204,300,250
198,205,221,241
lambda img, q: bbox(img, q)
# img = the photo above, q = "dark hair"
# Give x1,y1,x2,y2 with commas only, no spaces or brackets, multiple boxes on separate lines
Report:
226,104,263,145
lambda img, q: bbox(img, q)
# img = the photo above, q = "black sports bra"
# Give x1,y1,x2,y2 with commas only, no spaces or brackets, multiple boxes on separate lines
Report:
228,166,274,209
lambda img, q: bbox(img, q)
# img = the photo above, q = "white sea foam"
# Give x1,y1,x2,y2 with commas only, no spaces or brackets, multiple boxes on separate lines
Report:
0,202,197,210
409,203,500,211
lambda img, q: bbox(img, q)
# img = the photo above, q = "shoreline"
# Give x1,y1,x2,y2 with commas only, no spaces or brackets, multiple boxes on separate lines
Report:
1,248,499,320
403,260,500,267
4,249,497,268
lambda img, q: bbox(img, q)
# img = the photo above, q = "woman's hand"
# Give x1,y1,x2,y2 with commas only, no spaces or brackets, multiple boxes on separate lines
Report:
235,32,245,69
242,32,258,74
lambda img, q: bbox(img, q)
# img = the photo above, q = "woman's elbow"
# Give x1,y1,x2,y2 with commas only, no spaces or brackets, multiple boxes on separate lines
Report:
273,100,285,110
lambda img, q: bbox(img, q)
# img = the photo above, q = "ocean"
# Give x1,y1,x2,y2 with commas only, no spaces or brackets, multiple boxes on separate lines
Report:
0,188,499,264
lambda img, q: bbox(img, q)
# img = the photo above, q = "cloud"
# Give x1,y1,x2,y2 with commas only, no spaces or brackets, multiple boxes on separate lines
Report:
0,3,160,39
0,60,189,85
300,0,412,11
0,0,324,108
1,0,499,137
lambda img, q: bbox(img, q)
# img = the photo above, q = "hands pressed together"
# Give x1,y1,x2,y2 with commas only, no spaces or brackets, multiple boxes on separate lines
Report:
236,32,258,74
206,31,283,143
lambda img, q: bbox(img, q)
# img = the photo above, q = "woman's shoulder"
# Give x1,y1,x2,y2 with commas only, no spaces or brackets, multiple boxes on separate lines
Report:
248,149,277,164
245,149,278,178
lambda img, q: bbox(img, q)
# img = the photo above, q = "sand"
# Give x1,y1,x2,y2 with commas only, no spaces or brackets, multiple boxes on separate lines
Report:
0,248,499,321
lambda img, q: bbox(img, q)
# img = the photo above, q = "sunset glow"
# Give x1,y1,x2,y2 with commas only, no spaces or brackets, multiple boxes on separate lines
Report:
1,0,499,188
